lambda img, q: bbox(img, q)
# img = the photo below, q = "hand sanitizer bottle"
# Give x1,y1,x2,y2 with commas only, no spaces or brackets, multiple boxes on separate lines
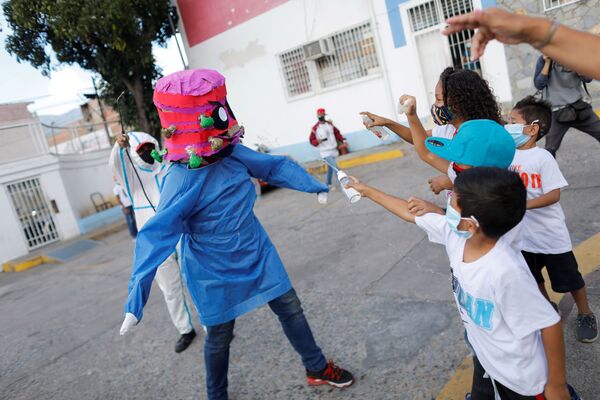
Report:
337,170,361,203
361,114,389,140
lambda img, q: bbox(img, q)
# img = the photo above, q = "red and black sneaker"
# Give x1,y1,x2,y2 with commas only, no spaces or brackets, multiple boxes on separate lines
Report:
306,360,354,388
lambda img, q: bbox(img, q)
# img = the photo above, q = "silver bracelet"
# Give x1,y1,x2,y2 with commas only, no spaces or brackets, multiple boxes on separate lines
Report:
534,20,560,50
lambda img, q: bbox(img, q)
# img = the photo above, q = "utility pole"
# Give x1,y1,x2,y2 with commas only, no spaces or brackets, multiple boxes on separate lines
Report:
91,77,112,146
167,5,188,69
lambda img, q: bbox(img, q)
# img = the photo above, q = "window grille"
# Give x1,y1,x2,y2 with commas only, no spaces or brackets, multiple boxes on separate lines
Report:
279,22,380,97
279,48,313,97
543,0,581,12
317,23,380,88
408,1,439,32
6,177,59,249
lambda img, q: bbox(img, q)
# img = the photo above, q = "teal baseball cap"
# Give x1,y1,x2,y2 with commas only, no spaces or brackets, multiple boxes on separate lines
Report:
425,119,515,168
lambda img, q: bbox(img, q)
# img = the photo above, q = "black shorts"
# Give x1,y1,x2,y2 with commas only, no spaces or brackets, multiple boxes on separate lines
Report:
471,356,540,400
521,250,585,293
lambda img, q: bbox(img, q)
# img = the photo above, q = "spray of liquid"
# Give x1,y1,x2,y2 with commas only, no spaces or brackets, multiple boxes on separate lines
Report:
320,159,361,203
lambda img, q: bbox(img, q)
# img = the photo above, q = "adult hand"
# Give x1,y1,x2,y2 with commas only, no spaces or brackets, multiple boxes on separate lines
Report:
442,8,538,60
543,383,570,400
428,175,453,195
116,134,130,148
398,95,417,116
119,313,138,335
407,197,444,216
359,111,390,129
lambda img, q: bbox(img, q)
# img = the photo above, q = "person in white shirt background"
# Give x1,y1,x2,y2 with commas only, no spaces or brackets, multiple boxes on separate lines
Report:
309,108,347,203
110,131,197,353
346,167,577,400
506,96,597,343
113,177,137,239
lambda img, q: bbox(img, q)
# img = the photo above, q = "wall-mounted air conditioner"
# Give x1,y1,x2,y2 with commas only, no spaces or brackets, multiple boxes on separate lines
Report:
303,39,334,60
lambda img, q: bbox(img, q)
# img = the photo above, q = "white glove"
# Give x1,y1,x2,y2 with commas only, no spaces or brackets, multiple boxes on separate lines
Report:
317,192,328,204
119,313,138,335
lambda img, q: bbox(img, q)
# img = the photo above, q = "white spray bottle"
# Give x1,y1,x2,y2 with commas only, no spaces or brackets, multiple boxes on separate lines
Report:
361,114,390,140
337,170,362,203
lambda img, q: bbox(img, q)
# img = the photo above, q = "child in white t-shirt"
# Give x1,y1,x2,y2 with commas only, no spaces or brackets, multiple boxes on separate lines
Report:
346,167,574,399
506,96,597,343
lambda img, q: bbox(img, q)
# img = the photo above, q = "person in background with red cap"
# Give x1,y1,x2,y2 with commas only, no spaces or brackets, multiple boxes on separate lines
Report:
309,108,347,197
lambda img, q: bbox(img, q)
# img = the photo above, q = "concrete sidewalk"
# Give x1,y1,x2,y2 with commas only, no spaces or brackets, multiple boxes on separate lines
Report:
0,131,599,399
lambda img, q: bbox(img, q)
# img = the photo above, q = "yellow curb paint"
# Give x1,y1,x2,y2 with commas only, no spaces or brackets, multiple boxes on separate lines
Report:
436,231,600,399
307,149,404,175
2,255,57,273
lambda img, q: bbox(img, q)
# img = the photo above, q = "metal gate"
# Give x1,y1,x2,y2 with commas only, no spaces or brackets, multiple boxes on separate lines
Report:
6,177,59,249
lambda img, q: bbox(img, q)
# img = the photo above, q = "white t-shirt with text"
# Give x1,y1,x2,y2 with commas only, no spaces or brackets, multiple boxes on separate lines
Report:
510,147,571,254
415,213,559,395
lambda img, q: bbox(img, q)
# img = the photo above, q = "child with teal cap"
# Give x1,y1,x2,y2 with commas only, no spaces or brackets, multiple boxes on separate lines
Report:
398,94,516,217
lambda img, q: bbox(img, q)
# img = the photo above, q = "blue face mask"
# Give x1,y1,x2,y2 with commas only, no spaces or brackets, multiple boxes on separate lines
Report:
446,199,478,239
505,120,538,148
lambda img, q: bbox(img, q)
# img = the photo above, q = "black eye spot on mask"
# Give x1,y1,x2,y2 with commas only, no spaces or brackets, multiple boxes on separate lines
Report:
428,139,445,147
225,101,236,121
210,101,229,130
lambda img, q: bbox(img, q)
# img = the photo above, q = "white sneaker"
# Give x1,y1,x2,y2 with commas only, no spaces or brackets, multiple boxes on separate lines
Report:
317,192,328,204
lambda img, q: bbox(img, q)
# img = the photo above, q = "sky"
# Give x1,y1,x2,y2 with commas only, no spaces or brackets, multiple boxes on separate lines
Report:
0,13,187,116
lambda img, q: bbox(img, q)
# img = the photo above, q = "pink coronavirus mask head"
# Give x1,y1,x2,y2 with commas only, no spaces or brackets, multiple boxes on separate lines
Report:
153,69,243,167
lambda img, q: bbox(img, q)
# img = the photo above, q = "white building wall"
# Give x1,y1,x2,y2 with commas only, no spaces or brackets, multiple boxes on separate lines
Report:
58,149,115,218
179,0,512,151
179,0,395,150
0,155,79,264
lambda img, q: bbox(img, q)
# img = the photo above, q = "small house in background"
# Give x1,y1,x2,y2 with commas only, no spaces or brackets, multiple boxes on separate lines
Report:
0,102,120,266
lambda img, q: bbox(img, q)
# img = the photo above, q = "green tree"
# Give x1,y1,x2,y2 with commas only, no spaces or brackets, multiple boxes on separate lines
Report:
3,0,178,136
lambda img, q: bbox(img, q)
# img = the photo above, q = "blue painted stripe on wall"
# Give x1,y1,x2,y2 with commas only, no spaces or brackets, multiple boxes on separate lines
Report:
77,206,123,235
385,0,496,49
385,0,410,48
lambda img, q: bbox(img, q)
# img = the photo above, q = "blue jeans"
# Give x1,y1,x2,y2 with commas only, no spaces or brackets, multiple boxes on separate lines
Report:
323,155,338,186
204,289,327,400
123,206,137,238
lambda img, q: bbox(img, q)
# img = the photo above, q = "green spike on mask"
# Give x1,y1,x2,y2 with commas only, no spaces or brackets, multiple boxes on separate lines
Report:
200,114,214,128
186,146,203,169
150,149,167,163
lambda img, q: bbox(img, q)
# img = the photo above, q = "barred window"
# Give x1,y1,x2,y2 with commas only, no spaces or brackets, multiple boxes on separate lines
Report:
543,0,581,12
279,22,380,98
279,48,312,97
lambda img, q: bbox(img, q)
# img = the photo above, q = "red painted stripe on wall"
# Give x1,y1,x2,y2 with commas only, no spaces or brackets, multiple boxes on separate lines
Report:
177,0,289,47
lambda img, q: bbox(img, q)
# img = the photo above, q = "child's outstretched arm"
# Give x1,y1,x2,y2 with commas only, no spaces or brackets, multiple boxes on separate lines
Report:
527,188,560,210
401,95,451,174
346,177,415,223
541,322,570,400
234,145,328,193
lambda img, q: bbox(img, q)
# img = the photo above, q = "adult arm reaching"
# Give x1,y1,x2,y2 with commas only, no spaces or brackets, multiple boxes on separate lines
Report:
442,8,600,80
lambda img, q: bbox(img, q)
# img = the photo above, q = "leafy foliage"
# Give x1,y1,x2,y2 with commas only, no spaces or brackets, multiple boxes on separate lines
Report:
3,0,179,136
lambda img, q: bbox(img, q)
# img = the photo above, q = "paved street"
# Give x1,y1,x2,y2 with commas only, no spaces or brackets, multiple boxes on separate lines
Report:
1,131,599,400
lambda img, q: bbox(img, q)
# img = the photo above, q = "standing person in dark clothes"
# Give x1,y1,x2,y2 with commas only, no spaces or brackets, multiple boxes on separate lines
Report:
534,55,600,157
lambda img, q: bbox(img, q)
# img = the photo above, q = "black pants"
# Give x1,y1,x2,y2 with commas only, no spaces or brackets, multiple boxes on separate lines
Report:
471,357,540,400
545,106,600,157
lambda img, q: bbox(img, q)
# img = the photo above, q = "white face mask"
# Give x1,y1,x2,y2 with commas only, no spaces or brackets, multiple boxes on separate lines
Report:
445,198,479,239
505,120,539,148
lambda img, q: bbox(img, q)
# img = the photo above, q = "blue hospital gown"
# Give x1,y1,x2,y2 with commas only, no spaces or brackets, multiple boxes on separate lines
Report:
124,145,328,326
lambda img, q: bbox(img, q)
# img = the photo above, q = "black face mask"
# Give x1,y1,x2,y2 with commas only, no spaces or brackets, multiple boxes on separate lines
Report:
318,116,326,122
139,150,155,164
